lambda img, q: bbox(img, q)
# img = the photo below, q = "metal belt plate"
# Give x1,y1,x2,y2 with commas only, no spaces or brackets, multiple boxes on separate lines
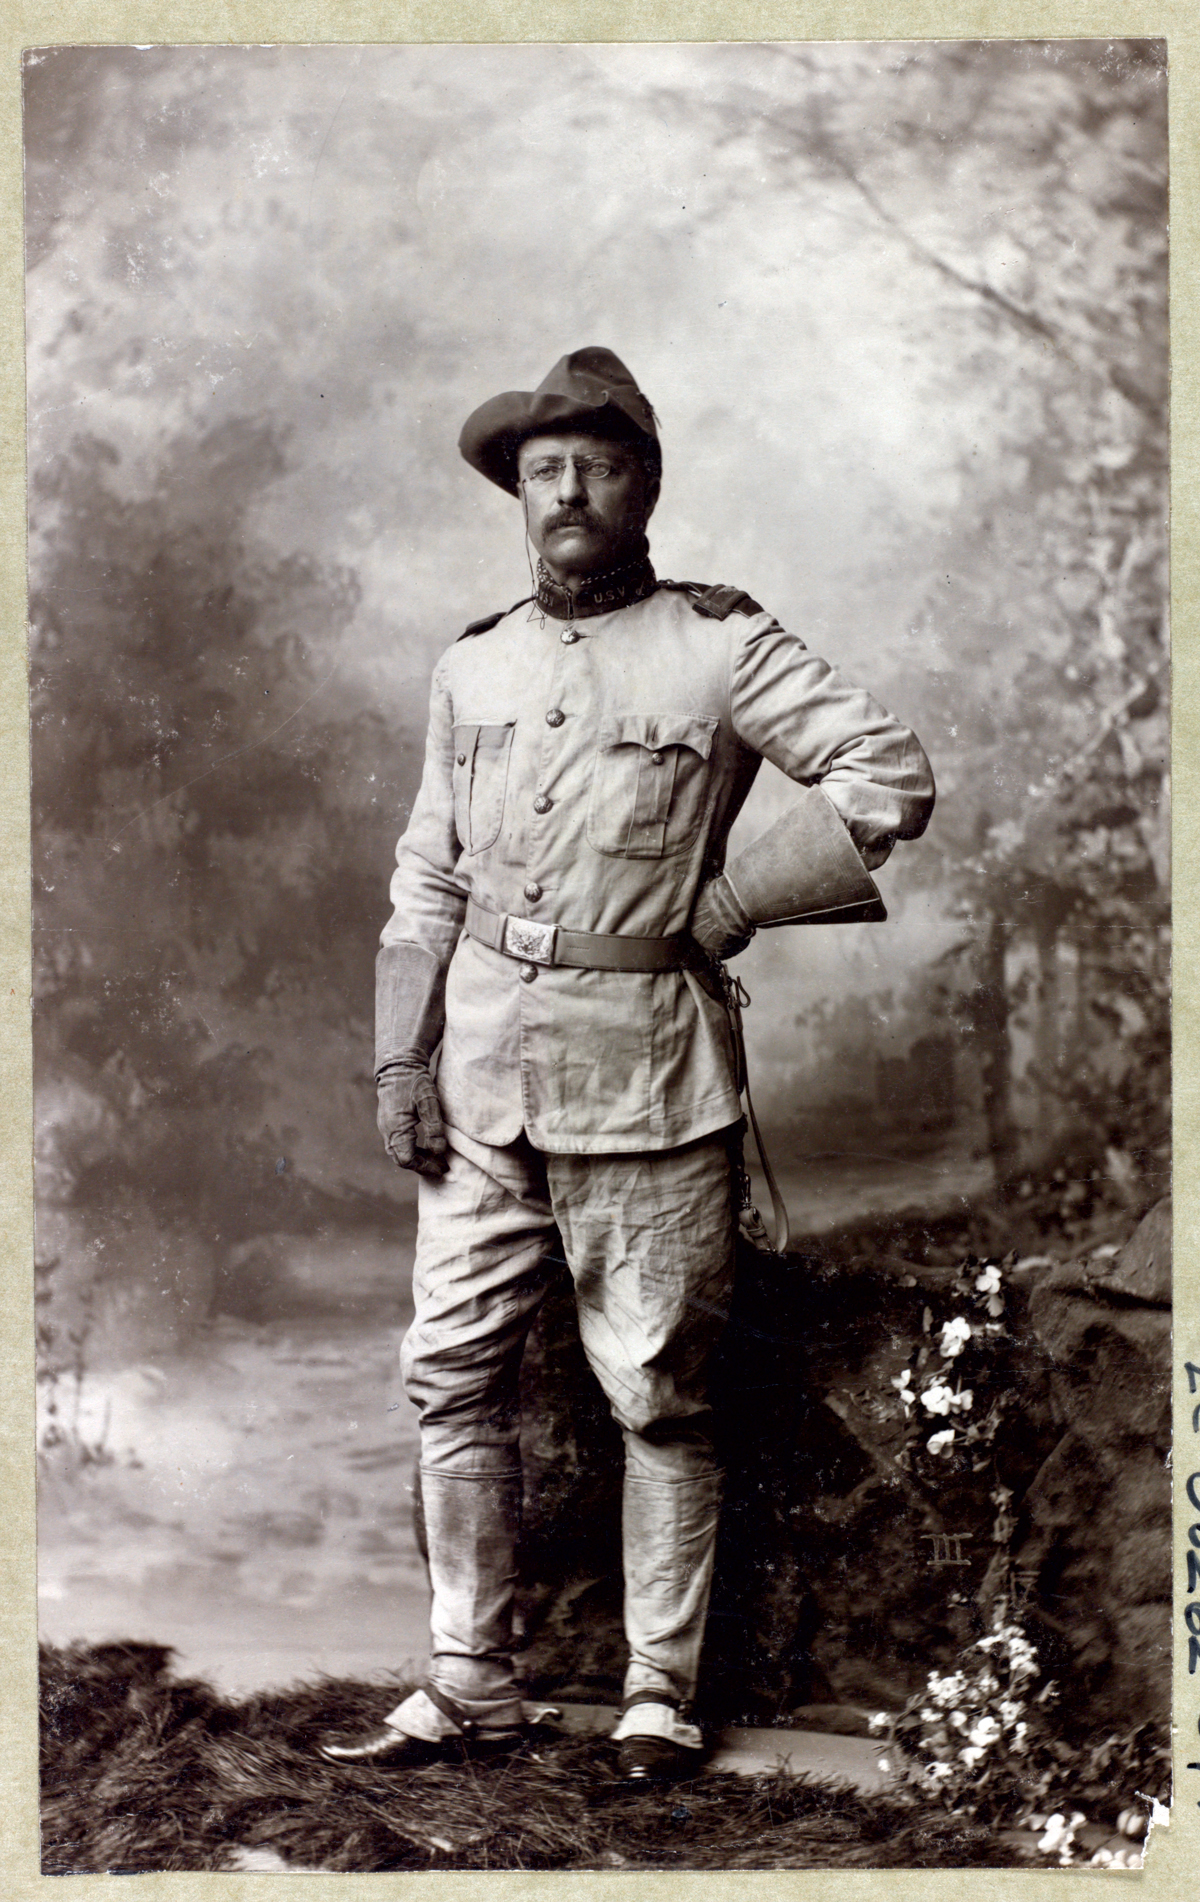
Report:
503,915,558,964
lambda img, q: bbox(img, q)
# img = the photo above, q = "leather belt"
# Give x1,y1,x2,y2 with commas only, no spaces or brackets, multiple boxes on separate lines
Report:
465,898,684,973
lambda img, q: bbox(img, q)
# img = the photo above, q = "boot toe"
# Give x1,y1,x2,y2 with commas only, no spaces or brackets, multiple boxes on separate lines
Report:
317,1725,440,1768
616,1735,703,1783
318,1721,528,1769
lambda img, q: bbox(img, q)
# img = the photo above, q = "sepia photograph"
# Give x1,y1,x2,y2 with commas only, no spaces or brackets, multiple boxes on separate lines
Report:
27,38,1171,1873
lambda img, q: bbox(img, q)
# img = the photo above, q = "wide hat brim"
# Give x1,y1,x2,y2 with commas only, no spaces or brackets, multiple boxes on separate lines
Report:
458,346,659,496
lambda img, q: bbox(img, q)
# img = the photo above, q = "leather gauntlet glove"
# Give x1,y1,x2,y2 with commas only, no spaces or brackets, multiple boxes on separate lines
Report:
690,786,887,960
720,786,887,930
375,941,449,1177
689,874,755,960
377,1071,448,1177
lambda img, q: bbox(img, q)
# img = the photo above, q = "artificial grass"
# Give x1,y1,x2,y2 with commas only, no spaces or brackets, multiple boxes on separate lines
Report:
39,1640,1031,1873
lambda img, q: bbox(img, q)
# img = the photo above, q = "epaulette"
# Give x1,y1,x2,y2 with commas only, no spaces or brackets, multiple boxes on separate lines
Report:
660,580,765,620
457,595,534,640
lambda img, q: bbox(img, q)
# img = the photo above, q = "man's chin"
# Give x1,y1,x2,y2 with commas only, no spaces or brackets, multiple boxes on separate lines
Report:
542,533,634,578
544,530,605,562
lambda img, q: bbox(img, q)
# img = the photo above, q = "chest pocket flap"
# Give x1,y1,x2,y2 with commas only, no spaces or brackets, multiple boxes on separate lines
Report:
588,712,718,858
452,721,515,854
599,712,717,759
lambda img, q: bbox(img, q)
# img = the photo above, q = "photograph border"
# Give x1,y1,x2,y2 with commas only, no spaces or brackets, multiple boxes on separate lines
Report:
2,4,1195,1897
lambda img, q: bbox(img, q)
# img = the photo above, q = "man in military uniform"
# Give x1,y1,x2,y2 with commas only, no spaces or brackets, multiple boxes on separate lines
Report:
320,347,935,1780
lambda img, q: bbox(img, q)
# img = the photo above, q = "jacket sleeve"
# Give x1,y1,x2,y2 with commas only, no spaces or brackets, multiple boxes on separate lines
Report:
729,615,935,865
380,652,467,962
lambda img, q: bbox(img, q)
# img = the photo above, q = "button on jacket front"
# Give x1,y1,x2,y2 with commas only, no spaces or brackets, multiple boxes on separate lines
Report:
383,585,934,1153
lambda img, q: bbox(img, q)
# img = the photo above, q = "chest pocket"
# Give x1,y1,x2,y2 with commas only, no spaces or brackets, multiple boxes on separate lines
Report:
452,722,514,854
587,713,718,859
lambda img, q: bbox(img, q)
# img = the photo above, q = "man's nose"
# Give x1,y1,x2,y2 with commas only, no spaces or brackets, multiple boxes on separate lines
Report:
555,459,587,504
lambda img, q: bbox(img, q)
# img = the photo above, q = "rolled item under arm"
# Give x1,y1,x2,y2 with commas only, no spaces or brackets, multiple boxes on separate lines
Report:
723,785,887,926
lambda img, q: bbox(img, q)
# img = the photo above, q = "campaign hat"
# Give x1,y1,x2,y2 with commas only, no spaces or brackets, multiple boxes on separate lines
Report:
458,346,660,495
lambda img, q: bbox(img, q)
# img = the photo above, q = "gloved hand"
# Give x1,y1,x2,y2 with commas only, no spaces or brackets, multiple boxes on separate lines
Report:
688,874,755,960
377,1067,448,1176
375,941,450,1176
717,786,886,927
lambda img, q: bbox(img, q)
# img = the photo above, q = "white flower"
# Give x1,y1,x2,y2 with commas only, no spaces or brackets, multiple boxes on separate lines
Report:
926,1761,954,1781
958,1744,985,1767
986,1293,1005,1318
876,1756,891,1773
938,1317,973,1358
977,1673,999,1695
919,1707,938,1723
1092,1846,1141,1869
1037,1813,1069,1853
1059,1845,1077,1867
975,1265,1002,1295
867,1711,890,1734
1041,1813,1087,1864
967,1715,1000,1747
998,1699,1023,1725
930,1671,966,1705
948,1387,973,1413
890,1369,915,1411
927,1428,955,1456
948,1709,967,1730
921,1380,953,1416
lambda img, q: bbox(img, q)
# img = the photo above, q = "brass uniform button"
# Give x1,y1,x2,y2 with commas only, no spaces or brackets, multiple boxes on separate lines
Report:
524,883,543,903
650,751,664,765
546,708,565,727
533,794,553,814
519,963,538,983
456,753,467,765
560,628,580,644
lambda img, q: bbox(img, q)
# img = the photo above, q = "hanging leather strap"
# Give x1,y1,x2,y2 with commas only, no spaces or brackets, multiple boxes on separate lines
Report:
718,966,791,1256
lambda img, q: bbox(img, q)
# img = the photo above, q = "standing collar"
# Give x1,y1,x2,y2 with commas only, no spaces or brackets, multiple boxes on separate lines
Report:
534,551,658,621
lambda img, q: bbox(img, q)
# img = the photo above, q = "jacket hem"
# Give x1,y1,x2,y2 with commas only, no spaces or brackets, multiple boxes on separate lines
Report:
524,1094,744,1157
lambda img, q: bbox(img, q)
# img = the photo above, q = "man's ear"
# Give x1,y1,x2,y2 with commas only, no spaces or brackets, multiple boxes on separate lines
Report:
642,473,661,524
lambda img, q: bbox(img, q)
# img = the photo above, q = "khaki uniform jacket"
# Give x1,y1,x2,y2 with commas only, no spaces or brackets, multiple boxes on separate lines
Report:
382,584,935,1153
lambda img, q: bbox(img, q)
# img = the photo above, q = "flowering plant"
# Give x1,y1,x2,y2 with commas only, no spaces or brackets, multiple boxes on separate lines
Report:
870,1605,1046,1818
828,1238,1166,1858
844,1252,1024,1487
870,1600,1167,1862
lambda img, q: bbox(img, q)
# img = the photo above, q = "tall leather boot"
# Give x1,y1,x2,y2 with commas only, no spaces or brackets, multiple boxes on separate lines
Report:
321,1468,560,1766
384,1467,527,1740
613,1450,722,1775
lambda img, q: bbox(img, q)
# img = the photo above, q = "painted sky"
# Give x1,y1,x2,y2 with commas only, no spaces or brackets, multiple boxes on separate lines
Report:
25,42,1046,706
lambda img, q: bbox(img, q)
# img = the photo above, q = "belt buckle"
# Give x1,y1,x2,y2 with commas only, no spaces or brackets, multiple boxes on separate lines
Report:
503,915,558,965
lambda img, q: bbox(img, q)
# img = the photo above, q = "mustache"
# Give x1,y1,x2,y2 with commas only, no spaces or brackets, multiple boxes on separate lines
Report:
543,508,599,533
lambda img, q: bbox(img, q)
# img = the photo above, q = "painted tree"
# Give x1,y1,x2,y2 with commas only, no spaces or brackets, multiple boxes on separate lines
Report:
660,38,1169,1182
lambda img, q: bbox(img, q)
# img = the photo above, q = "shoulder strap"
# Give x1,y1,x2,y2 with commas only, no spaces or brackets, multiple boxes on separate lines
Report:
689,584,765,620
457,595,533,640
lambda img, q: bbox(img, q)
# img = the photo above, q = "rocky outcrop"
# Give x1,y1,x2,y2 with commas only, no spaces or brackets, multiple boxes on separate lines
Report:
1016,1197,1170,1732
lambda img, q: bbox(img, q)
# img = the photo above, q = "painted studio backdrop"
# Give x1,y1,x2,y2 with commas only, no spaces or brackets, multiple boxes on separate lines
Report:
29,36,1168,1838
